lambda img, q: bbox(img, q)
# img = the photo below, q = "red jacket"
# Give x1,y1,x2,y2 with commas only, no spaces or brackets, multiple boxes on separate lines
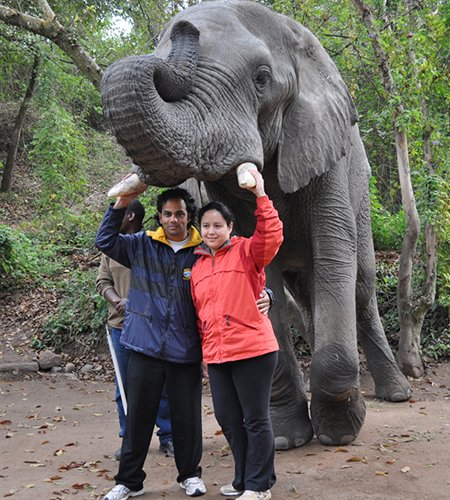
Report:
191,196,283,364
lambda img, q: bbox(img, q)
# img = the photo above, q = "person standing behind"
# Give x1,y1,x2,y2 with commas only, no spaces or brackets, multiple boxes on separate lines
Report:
95,188,206,500
191,170,283,500
96,199,174,461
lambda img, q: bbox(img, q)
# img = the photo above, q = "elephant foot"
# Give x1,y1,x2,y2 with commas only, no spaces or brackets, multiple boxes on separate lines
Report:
271,398,313,450
310,384,366,446
374,374,412,402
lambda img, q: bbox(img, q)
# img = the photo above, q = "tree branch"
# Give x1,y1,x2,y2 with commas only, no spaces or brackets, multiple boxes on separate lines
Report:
0,3,103,91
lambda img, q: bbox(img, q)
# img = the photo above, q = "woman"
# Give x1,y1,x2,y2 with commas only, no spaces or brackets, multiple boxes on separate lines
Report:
191,169,283,500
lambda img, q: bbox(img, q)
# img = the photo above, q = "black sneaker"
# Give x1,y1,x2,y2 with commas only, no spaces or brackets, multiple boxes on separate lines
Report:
159,440,175,457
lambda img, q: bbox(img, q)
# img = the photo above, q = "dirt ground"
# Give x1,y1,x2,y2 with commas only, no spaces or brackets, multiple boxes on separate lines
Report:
1,357,450,500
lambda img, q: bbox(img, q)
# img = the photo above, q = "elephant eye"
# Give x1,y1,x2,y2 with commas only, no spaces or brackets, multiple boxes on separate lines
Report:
254,68,271,91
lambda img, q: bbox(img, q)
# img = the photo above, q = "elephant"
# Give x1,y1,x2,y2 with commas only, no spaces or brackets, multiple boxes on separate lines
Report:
100,0,412,449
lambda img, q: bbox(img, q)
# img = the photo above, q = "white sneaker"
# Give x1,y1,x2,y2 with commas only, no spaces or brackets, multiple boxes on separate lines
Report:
220,483,244,496
180,477,207,496
103,484,144,500
237,490,272,500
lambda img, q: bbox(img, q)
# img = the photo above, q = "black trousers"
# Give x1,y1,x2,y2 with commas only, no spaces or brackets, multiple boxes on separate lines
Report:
115,351,203,491
208,351,278,492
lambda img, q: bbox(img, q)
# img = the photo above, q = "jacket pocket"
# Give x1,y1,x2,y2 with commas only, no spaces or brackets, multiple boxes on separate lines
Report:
224,314,259,330
128,308,153,321
183,324,198,338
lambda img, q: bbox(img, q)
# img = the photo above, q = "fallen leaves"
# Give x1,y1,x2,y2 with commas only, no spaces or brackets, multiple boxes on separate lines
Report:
346,456,369,464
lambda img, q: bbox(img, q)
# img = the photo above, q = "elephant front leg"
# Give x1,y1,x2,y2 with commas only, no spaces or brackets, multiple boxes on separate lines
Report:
308,207,366,445
266,260,314,450
308,277,367,445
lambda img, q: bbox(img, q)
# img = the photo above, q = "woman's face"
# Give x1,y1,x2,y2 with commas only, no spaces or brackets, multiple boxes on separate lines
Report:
200,209,233,254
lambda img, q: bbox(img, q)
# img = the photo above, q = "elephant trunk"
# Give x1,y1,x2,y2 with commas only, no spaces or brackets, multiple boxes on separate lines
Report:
101,20,200,186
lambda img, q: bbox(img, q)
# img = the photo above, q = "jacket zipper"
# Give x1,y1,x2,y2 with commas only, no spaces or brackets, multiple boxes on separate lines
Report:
211,254,222,363
160,252,178,358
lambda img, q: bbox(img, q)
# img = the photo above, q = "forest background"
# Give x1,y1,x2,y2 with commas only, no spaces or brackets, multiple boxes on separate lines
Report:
0,0,449,379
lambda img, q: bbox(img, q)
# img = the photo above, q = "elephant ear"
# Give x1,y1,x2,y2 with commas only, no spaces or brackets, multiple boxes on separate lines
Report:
277,24,358,194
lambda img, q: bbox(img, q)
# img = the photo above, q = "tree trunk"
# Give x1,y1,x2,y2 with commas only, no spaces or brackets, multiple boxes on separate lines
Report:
396,0,437,376
0,53,40,193
395,125,424,377
351,0,425,376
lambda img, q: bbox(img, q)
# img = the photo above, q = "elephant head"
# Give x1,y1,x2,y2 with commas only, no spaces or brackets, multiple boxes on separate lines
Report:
101,0,358,193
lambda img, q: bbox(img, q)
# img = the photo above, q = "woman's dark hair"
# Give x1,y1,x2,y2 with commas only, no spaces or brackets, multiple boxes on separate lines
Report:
198,201,234,227
154,188,197,229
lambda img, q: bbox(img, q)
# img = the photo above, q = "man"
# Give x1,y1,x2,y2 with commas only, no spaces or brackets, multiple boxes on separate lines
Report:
96,187,272,500
95,199,174,461
96,188,206,500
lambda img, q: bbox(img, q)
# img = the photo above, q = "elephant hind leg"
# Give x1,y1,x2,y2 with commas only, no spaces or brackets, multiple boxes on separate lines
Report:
357,296,412,401
266,260,313,450
271,348,314,450
309,342,366,446
355,196,411,402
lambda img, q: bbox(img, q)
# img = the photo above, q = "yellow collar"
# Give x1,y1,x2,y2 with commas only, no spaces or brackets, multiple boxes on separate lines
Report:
147,226,202,249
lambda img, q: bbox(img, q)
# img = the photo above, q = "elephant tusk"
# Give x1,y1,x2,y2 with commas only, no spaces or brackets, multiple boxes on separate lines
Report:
236,162,257,188
107,173,148,198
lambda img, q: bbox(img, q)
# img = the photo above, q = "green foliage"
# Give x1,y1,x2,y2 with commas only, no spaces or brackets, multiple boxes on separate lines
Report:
291,326,311,357
0,223,64,286
376,257,450,359
369,177,406,251
140,186,165,231
435,178,450,309
375,258,400,345
0,224,15,275
36,268,109,351
2,0,450,357
420,304,450,360
29,104,88,207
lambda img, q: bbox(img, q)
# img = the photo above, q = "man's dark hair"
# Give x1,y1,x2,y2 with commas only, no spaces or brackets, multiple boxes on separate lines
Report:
198,201,234,227
125,199,145,224
155,188,197,229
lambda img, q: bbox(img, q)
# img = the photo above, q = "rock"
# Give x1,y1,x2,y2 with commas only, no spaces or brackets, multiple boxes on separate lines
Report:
65,362,76,373
38,350,62,370
0,362,39,372
50,366,62,373
80,364,94,374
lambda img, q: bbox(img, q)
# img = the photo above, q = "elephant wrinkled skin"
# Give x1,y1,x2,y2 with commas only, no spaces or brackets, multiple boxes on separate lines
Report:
100,0,411,449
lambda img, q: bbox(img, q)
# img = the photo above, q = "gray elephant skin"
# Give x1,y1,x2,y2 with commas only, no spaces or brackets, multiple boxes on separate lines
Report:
101,0,411,449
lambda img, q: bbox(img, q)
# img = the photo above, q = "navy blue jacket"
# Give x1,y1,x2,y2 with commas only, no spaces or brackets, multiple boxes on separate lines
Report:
95,206,203,364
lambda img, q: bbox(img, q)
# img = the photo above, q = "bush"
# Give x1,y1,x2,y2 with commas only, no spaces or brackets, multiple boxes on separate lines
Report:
0,224,61,285
375,257,400,346
35,268,109,351
375,256,450,360
0,224,14,274
29,104,88,208
420,303,450,360
370,177,407,251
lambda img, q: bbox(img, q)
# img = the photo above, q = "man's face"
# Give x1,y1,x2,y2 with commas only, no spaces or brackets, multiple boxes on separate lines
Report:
158,198,191,242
